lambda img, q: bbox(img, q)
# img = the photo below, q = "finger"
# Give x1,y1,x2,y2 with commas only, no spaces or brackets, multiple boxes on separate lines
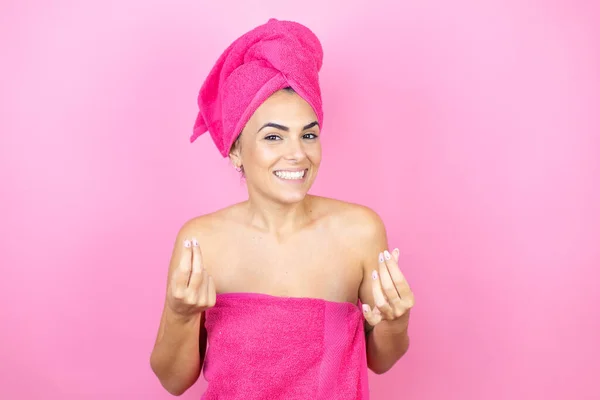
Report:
188,238,205,291
385,248,413,300
171,239,193,296
380,251,401,303
392,268,413,302
389,296,412,317
194,271,208,305
371,266,394,319
399,289,415,309
383,250,409,317
362,303,383,326
192,237,203,270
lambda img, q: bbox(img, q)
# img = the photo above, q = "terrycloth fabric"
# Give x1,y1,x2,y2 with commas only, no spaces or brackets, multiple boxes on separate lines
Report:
190,18,325,157
201,292,370,400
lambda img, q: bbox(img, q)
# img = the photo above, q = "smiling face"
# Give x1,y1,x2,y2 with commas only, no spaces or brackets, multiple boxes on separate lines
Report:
229,88,322,204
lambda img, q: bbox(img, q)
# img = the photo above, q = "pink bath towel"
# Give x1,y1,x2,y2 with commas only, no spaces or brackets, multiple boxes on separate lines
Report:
190,18,324,157
201,292,370,399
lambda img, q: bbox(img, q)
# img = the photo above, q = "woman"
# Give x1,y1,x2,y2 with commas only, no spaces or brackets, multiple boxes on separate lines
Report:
150,19,414,399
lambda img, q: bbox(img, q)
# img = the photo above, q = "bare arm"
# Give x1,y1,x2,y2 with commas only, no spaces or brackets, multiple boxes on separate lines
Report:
357,208,412,374
150,224,215,395
150,309,204,395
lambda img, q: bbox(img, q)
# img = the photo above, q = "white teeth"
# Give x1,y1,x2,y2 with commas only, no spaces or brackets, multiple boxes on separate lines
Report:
274,170,306,180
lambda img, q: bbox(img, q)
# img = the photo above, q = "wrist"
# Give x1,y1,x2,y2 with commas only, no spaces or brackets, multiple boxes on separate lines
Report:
375,320,409,338
165,307,201,327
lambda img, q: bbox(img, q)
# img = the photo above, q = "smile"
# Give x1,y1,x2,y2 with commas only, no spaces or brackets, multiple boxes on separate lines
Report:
273,169,307,180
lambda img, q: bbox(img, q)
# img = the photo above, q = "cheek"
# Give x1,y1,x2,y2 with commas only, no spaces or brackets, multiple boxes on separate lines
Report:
245,145,279,168
307,145,322,166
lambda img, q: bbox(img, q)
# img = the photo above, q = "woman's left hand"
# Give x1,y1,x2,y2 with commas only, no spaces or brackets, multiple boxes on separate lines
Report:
362,248,415,333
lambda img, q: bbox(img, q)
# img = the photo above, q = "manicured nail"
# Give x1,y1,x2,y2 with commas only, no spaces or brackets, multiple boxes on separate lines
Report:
384,250,391,260
372,270,378,280
378,253,384,263
184,240,191,248
362,304,369,313
393,248,399,256
192,238,198,247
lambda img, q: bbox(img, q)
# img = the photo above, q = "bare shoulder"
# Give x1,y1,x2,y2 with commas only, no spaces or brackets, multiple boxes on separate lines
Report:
310,196,387,244
312,195,386,231
167,203,246,278
173,203,244,245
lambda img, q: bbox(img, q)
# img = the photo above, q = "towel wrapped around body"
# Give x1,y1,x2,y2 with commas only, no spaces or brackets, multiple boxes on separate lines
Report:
201,292,370,400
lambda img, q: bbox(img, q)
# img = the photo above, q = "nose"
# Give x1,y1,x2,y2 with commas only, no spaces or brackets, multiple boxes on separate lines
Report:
283,137,307,163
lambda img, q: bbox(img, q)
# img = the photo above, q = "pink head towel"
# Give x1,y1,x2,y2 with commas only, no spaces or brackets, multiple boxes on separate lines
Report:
190,18,325,157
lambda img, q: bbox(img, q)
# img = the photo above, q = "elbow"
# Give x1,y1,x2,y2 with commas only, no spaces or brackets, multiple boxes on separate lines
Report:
156,381,187,397
164,385,187,397
158,378,188,397
368,362,394,375
152,370,190,396
367,344,410,375
150,355,190,396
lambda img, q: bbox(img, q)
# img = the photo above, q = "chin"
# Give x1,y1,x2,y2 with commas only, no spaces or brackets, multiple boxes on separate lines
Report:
268,169,316,204
276,190,309,204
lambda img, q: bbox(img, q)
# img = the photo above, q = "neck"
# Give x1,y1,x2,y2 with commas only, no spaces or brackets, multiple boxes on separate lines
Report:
243,192,314,236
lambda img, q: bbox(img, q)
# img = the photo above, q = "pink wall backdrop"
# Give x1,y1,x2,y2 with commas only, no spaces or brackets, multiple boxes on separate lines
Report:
1,0,599,399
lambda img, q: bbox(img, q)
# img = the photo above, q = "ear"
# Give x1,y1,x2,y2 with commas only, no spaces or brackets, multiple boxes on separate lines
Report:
228,137,242,169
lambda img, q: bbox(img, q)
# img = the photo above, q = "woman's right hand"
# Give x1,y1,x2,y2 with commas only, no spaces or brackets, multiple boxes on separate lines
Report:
167,237,216,321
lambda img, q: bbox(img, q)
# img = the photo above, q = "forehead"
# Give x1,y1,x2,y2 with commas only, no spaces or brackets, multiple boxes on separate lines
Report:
249,90,318,126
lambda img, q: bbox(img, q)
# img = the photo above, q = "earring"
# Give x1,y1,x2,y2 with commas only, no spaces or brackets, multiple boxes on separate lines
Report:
235,165,242,172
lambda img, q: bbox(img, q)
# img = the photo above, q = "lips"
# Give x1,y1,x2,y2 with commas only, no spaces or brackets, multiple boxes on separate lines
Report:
273,168,308,180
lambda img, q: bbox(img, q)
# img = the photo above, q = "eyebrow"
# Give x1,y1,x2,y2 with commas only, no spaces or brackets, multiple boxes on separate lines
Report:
257,121,319,133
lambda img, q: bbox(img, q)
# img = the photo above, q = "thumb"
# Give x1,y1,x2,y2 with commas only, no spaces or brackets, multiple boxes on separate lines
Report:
362,304,383,326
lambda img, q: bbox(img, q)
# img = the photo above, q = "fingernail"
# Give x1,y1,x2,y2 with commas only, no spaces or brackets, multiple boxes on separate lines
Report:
378,253,384,263
393,248,399,256
192,238,198,247
362,304,369,313
184,240,191,248
372,270,378,280
384,250,391,260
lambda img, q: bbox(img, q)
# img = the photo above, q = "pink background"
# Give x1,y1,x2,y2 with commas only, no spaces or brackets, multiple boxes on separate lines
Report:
1,1,599,399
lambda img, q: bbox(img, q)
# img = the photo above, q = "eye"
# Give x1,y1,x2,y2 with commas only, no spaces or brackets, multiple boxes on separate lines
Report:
303,133,319,139
264,134,282,141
